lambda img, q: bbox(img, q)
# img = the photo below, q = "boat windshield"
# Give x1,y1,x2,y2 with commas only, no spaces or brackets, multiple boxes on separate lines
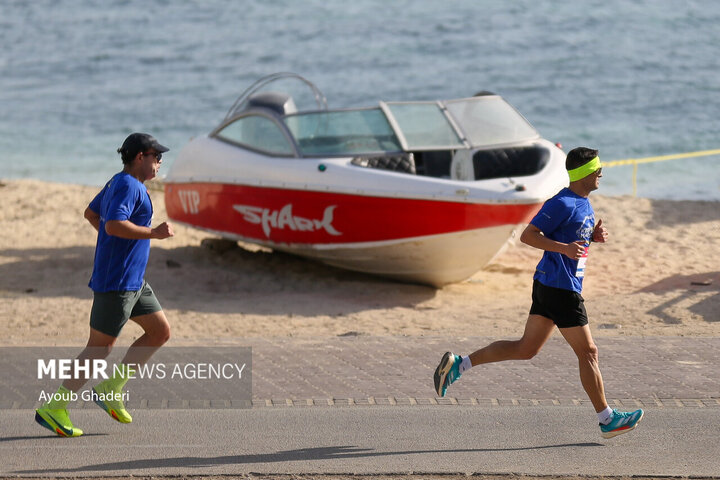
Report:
284,108,402,156
276,96,538,156
444,97,539,147
384,102,464,150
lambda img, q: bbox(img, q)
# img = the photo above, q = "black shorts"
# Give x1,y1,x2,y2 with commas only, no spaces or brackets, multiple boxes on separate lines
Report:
90,281,162,337
529,279,588,328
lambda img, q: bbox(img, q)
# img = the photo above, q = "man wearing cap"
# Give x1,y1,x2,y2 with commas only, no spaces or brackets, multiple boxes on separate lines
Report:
35,133,174,437
434,147,644,439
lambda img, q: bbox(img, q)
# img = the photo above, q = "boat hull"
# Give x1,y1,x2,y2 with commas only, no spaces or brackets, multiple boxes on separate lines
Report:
274,224,522,286
164,182,542,286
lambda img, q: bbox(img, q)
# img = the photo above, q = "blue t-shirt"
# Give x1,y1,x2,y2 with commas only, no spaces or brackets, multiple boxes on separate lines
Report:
530,188,595,293
88,172,153,292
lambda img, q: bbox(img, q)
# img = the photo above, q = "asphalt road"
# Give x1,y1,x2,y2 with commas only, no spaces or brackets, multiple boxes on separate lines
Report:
3,405,719,477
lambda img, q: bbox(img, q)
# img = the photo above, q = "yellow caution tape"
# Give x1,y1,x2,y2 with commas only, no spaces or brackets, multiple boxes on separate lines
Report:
602,148,720,196
604,148,720,168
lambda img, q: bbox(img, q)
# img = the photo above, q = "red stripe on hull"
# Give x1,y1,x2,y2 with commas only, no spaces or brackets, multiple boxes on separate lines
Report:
165,183,541,245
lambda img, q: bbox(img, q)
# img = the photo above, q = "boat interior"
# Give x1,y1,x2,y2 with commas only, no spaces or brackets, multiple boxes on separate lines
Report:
351,146,551,180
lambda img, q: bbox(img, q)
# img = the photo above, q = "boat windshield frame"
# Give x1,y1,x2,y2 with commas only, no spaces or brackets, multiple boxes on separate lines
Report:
224,72,328,121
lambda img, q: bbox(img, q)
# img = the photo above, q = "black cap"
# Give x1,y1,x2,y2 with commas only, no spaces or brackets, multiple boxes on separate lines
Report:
117,133,169,157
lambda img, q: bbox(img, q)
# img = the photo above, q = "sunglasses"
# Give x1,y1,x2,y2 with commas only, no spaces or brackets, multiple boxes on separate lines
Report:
143,151,162,161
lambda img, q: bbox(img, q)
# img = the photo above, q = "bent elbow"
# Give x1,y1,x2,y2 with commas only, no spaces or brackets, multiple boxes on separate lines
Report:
520,224,543,247
104,221,118,236
519,227,532,246
84,207,98,221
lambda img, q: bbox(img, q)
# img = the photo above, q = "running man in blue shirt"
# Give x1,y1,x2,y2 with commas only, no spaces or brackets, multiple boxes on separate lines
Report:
434,147,643,439
35,133,174,437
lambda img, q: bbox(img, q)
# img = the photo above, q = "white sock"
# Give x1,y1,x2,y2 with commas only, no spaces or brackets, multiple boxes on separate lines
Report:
598,406,614,425
459,355,472,373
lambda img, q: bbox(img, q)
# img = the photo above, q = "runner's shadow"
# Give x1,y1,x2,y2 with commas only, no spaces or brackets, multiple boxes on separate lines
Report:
15,443,603,473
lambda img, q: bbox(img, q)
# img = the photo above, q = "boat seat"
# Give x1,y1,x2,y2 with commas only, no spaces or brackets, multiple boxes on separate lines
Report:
415,151,452,177
350,153,416,174
471,145,550,180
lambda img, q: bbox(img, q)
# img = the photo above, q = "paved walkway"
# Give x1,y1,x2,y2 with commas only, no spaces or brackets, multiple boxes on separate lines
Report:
249,335,720,407
3,336,719,409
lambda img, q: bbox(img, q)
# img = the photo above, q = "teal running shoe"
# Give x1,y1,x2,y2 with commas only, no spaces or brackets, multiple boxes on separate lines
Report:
434,352,462,397
600,408,644,438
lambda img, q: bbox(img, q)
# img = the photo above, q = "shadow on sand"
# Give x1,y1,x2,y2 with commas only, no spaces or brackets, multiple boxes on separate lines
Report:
636,272,720,324
0,241,437,317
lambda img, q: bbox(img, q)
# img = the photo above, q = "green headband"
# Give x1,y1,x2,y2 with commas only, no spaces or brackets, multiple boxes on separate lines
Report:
568,156,602,182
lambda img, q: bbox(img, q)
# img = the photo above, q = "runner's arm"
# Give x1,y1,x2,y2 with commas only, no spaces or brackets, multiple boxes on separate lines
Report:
84,207,100,232
105,220,174,240
520,224,585,260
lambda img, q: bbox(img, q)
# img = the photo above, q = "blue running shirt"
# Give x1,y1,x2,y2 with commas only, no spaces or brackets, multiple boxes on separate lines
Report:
529,188,595,293
88,172,153,292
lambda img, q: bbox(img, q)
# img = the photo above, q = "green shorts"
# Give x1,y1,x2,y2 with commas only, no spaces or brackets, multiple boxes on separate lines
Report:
90,281,162,337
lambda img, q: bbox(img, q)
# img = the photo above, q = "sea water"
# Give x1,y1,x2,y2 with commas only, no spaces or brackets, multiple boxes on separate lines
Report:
1,0,719,200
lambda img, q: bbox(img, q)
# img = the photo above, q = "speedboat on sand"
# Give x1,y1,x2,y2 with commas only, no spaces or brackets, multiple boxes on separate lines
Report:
164,73,567,287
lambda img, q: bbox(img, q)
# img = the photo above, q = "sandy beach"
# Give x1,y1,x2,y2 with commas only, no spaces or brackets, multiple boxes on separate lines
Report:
1,178,718,346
